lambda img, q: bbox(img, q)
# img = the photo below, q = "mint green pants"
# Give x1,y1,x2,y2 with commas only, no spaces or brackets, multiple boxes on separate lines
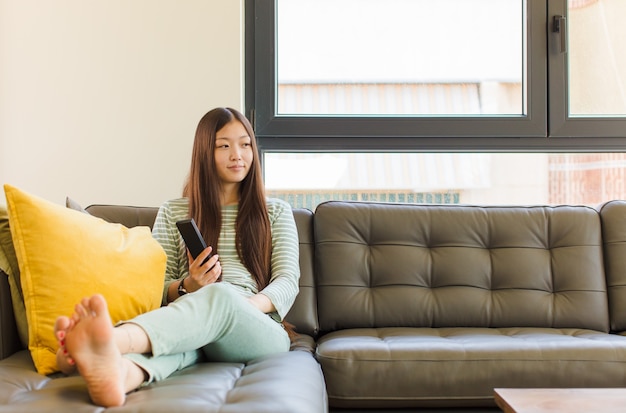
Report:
123,282,290,383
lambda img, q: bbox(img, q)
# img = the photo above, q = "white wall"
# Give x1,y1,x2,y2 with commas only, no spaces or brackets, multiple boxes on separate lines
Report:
0,0,243,207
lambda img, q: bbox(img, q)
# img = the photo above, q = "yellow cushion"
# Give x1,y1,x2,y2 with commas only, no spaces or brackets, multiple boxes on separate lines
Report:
4,184,166,375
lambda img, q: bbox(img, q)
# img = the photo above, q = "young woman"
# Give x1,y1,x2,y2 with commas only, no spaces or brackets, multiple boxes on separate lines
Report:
53,107,300,407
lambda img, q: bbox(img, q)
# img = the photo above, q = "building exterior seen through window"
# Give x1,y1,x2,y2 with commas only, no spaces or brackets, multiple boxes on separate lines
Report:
264,153,626,210
276,0,525,116
263,0,626,210
568,0,626,116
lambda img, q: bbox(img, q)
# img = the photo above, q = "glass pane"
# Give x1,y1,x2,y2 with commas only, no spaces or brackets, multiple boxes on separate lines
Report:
568,0,626,116
264,152,626,210
276,0,526,116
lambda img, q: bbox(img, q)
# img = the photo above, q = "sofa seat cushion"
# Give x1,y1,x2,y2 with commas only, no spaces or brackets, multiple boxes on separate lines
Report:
0,350,327,413
316,327,626,409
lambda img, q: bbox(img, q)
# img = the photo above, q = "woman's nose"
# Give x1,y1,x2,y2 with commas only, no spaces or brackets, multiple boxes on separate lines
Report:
230,147,242,159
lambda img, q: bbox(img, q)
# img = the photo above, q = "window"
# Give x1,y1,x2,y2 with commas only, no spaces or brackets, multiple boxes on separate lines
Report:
263,152,626,210
276,0,525,117
549,0,626,137
249,0,548,142
246,0,626,208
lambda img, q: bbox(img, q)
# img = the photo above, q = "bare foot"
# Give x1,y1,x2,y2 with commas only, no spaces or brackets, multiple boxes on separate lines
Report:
54,316,76,374
64,294,127,407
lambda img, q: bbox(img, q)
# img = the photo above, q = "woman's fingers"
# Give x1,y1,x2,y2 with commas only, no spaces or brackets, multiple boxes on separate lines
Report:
186,249,221,290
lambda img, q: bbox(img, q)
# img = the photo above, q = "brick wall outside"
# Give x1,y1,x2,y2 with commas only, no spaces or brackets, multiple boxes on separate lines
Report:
549,153,626,205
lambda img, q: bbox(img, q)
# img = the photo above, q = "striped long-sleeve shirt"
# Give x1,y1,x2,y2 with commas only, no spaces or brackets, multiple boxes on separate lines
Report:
151,197,300,322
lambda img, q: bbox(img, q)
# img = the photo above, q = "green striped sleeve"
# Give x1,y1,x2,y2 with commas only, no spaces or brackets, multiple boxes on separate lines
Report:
261,198,300,320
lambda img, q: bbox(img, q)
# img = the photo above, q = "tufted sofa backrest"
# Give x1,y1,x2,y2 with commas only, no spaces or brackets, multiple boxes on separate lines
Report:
597,200,626,332
287,209,319,337
85,204,160,228
314,201,609,334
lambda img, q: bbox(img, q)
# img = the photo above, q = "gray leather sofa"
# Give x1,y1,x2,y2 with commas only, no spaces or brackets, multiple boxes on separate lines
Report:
3,199,626,412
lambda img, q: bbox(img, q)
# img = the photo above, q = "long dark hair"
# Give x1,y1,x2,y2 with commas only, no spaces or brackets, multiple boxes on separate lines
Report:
183,107,272,290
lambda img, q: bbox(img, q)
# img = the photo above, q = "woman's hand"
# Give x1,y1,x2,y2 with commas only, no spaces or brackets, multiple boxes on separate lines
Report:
247,293,276,314
186,247,221,292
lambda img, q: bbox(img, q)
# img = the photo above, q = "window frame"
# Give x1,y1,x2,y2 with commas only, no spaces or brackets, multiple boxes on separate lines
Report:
246,0,626,152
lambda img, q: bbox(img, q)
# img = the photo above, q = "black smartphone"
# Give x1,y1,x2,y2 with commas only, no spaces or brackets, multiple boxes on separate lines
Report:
176,218,212,265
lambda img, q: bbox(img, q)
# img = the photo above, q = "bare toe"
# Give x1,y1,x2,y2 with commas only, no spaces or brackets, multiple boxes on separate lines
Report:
54,316,71,341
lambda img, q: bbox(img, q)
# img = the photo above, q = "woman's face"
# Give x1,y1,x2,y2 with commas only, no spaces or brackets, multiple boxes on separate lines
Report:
214,119,253,186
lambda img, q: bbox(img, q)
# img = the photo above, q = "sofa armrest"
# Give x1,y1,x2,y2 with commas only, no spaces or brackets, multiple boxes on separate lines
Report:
0,270,21,360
